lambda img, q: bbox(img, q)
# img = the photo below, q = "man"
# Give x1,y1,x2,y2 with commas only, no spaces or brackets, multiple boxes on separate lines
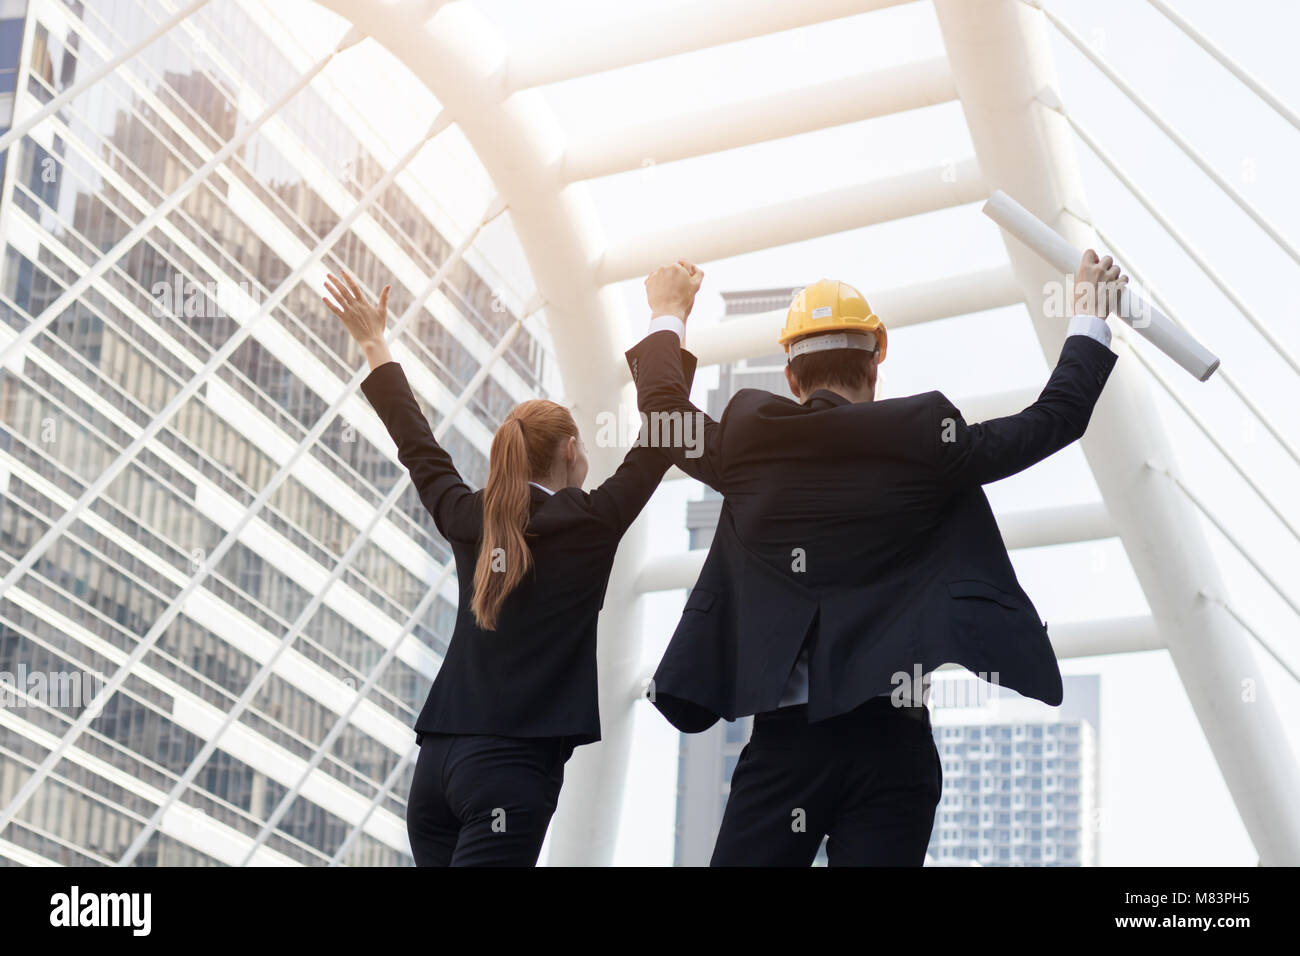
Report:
627,252,1124,866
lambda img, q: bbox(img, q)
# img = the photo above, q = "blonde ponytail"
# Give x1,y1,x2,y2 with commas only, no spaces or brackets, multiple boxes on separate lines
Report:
471,400,578,630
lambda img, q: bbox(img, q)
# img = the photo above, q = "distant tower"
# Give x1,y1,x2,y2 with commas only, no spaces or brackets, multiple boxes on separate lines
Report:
927,674,1101,866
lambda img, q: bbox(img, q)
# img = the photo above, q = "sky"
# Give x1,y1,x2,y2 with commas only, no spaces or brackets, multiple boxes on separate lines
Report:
271,0,1300,866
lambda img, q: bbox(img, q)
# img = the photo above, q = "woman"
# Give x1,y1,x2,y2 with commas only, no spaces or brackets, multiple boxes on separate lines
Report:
324,270,693,866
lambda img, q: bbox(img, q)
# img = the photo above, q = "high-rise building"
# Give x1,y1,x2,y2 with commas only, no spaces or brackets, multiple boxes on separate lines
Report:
0,0,552,865
928,674,1100,867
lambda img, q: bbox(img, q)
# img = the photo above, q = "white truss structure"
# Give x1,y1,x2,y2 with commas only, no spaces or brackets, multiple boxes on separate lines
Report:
3,0,1297,865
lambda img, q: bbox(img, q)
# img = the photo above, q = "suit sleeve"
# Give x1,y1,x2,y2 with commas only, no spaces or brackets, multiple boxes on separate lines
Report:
624,329,725,490
586,349,699,536
935,334,1118,490
360,361,478,542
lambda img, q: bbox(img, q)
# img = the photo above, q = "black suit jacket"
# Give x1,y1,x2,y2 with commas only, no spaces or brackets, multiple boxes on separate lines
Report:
627,329,1117,732
361,357,694,745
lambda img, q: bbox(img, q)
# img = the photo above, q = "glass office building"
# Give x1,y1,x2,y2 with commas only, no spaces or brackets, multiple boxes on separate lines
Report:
0,0,552,865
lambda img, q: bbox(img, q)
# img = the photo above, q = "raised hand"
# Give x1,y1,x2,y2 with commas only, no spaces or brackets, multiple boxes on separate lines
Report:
645,260,705,322
1073,249,1128,320
324,269,393,369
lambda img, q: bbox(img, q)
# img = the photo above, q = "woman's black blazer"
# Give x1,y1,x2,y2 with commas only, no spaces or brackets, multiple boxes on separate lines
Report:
361,355,694,745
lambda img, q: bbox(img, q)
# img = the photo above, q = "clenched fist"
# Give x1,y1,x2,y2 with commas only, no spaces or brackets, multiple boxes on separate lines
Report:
1073,249,1128,320
645,259,705,322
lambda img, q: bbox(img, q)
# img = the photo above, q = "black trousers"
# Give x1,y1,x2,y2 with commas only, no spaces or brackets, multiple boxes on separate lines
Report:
711,696,942,866
406,733,572,866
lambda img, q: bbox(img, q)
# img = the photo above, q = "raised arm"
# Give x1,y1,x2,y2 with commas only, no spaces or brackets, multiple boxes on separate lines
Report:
585,349,699,536
361,362,479,541
934,250,1124,490
623,261,726,490
326,271,478,542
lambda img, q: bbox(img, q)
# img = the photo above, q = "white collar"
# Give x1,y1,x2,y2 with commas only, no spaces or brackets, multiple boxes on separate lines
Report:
528,481,556,496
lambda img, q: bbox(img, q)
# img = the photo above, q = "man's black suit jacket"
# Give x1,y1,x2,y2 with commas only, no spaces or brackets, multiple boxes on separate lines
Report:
361,356,694,745
626,329,1117,732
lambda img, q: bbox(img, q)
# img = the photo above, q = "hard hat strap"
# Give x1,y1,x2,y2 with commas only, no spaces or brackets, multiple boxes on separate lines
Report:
787,330,877,361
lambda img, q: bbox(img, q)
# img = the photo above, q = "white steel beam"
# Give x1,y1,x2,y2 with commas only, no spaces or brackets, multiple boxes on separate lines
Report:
1212,598,1300,687
561,58,957,182
1156,466,1300,624
1045,615,1161,659
679,266,1021,368
935,0,1300,864
1128,336,1300,544
596,158,986,284
996,501,1115,551
635,550,706,595
504,0,915,90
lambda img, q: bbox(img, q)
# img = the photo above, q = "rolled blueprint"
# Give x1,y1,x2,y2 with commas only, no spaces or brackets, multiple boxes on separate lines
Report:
983,189,1220,381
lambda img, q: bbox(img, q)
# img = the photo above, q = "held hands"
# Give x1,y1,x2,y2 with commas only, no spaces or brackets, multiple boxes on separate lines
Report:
645,259,705,322
1073,249,1129,320
324,270,393,370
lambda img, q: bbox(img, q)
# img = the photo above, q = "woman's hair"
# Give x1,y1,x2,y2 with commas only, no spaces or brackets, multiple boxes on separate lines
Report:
471,399,579,630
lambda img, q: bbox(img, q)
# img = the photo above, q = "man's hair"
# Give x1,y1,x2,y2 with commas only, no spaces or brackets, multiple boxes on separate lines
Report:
788,348,877,396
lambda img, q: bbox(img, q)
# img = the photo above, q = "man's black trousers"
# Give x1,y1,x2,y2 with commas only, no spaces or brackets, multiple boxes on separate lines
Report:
711,696,942,866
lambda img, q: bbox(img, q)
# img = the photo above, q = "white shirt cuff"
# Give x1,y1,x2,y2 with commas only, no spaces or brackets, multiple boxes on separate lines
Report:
1067,312,1112,349
647,314,685,343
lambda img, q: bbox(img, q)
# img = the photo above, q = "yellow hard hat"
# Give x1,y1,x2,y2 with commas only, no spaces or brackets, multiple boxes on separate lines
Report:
779,279,887,364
